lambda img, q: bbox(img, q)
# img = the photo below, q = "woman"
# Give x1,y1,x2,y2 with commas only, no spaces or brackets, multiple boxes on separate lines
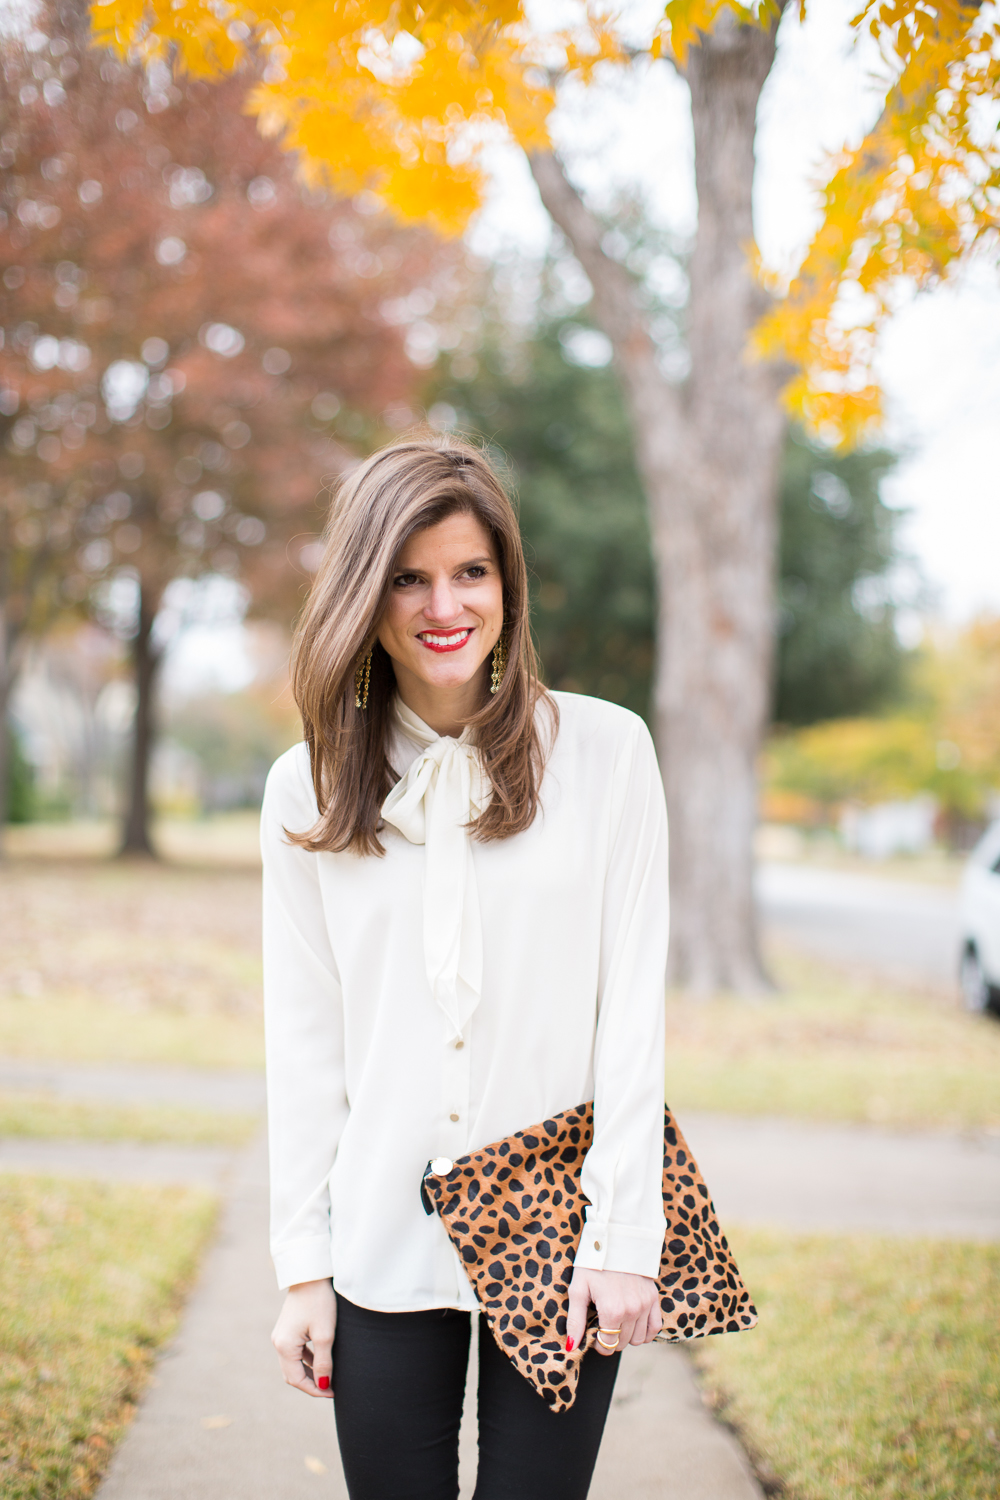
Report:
263,436,670,1499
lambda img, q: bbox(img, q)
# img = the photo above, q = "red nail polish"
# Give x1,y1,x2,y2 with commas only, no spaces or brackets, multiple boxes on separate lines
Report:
565,1337,574,1353
318,1376,330,1390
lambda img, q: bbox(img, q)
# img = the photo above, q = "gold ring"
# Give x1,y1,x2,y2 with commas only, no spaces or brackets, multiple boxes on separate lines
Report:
598,1327,621,1335
596,1332,620,1349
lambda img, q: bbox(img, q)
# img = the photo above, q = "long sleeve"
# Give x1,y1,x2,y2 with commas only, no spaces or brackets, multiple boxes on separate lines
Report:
575,718,670,1278
261,746,349,1291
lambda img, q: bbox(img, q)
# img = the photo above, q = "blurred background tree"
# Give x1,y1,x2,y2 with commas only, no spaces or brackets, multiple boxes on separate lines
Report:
774,433,904,727
0,469,67,836
1,1,461,853
163,639,301,814
430,318,656,718
766,620,1000,843
5,726,36,823
428,311,908,728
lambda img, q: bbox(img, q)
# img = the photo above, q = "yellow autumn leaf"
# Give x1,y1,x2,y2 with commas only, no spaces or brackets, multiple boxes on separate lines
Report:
88,0,1000,446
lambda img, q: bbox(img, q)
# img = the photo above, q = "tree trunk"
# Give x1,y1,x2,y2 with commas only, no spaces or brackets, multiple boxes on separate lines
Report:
119,581,162,857
531,12,787,993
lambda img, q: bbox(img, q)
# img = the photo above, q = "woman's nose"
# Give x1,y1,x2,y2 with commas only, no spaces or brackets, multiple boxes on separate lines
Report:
424,579,460,623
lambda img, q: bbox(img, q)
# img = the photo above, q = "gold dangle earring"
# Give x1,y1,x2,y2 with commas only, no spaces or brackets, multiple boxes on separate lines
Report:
490,628,508,695
354,648,372,710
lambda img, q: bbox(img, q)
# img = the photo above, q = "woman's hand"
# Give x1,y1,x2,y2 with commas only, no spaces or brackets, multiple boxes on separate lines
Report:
271,1278,337,1397
566,1267,661,1356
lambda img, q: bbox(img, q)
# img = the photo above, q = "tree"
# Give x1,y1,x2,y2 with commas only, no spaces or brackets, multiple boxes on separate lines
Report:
1,2,456,852
0,472,69,842
5,726,35,823
89,2,999,412
775,432,905,726
89,0,1000,983
533,33,787,988
431,316,656,718
766,618,1000,844
430,313,907,726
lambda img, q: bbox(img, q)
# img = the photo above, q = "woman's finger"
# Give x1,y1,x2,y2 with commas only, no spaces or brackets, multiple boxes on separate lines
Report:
643,1298,663,1343
274,1341,319,1395
271,1292,336,1400
591,1293,630,1357
310,1331,335,1394
275,1342,334,1398
612,1316,638,1353
565,1270,590,1352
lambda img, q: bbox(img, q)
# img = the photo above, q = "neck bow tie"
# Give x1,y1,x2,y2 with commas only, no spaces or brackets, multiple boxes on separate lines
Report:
381,699,488,1041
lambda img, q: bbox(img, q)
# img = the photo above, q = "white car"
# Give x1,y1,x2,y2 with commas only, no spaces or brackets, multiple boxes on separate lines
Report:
959,820,1000,1014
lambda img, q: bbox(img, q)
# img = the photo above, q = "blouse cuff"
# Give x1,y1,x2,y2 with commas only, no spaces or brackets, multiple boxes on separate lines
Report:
573,1215,666,1279
272,1235,334,1293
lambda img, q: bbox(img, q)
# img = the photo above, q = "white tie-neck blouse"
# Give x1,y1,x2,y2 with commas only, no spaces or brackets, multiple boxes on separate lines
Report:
261,690,670,1309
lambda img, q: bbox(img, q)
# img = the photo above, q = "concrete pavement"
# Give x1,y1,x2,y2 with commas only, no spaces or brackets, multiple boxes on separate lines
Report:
0,1060,266,1112
91,1131,763,1500
0,1137,236,1187
590,1343,762,1500
683,1109,1000,1242
95,1133,349,1500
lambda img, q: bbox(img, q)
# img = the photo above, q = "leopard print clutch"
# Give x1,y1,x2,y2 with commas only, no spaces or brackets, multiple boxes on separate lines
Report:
420,1101,757,1412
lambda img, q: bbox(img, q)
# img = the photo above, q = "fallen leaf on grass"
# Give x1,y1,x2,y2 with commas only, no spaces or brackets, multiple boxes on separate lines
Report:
201,1415,232,1429
304,1455,327,1474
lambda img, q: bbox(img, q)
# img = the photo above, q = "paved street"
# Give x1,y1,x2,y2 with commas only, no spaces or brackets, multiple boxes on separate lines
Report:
756,860,961,990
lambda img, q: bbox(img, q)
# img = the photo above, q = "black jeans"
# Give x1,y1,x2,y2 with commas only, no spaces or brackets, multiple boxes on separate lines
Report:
331,1293,619,1500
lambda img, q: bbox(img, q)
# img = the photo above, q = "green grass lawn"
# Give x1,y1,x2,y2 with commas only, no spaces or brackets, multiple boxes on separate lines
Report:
0,1174,217,1499
666,949,1000,1131
2,812,264,867
0,997,263,1069
694,1228,1000,1500
0,1092,259,1146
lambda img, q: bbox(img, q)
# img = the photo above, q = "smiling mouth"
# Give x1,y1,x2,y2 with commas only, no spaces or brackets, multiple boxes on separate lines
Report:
417,628,473,654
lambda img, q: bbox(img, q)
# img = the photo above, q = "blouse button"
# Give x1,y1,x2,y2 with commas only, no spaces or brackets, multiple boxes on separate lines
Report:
594,1240,601,1250
454,1039,464,1050
449,1112,460,1122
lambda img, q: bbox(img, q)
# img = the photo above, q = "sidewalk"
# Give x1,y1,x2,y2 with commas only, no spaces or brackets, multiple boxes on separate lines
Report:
92,1132,762,1500
96,1133,349,1500
682,1109,1000,1241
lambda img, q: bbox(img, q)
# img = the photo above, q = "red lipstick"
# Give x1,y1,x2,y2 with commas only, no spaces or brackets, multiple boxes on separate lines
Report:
417,628,473,654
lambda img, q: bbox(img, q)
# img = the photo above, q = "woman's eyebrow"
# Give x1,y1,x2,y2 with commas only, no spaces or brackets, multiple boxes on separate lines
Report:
396,555,493,573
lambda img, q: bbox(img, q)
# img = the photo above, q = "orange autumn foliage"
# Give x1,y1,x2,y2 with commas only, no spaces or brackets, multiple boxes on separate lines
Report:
89,0,1000,445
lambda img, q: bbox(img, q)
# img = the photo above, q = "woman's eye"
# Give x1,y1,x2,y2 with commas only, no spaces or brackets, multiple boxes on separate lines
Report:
465,565,487,579
393,573,420,588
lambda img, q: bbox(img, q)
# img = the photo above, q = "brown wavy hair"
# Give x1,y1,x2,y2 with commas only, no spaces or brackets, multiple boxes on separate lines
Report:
289,435,557,856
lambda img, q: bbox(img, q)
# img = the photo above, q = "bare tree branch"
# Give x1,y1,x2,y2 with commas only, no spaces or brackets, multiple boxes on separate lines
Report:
527,152,686,459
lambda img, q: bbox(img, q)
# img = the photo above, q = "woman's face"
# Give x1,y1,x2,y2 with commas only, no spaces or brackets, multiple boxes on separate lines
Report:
377,511,504,706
